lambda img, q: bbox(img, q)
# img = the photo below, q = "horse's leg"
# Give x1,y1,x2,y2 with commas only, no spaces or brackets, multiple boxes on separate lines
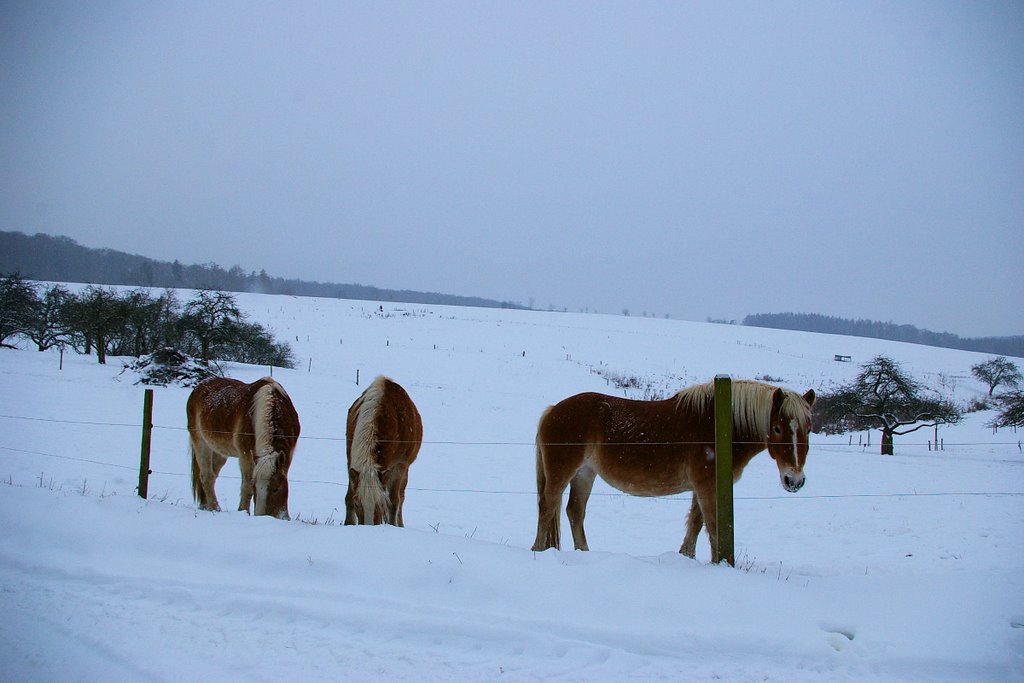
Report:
566,465,597,551
344,470,360,525
190,439,209,510
237,452,254,513
691,478,720,563
533,480,566,552
531,444,581,552
679,492,704,558
196,446,225,512
395,467,409,527
383,465,410,527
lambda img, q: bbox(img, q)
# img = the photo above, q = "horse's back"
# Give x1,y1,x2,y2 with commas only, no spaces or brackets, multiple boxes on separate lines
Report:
251,376,300,441
187,377,247,420
539,391,681,443
376,377,423,463
386,378,422,440
188,376,299,451
348,376,422,463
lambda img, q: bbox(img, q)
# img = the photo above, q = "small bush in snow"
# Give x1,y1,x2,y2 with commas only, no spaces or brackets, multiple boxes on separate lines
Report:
122,347,220,387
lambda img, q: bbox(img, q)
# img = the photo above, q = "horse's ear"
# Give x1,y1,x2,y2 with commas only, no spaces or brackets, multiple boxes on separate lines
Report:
771,388,785,412
802,389,816,407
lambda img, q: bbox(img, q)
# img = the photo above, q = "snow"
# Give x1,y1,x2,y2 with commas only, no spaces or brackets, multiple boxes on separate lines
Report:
2,290,1022,681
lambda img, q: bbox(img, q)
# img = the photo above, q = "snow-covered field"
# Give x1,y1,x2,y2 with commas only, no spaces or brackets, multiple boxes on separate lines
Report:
2,290,1022,681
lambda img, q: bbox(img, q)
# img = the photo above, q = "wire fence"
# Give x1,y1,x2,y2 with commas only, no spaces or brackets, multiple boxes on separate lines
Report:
3,410,1022,502
2,412,1022,449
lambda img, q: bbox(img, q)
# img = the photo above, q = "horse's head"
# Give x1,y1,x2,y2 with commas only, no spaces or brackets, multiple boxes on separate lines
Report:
253,454,290,520
765,388,815,493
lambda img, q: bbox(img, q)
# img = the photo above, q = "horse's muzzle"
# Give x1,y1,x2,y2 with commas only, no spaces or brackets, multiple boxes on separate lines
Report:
783,472,805,492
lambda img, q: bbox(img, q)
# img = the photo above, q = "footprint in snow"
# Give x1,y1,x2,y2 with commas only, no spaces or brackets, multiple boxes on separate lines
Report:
820,623,856,652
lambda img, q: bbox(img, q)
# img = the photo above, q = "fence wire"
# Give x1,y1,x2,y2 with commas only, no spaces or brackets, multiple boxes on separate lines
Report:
3,404,1022,505
4,439,1021,502
2,412,1021,449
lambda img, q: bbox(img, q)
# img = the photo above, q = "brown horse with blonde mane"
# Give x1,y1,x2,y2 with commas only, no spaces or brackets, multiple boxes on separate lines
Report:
345,375,423,526
532,379,815,561
187,376,300,520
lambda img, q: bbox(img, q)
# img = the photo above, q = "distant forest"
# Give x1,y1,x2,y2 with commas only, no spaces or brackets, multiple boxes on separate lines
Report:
743,312,1023,358
0,231,526,311
5,231,1020,357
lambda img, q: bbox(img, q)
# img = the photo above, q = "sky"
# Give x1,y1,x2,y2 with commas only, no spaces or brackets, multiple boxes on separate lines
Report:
1,1,1022,337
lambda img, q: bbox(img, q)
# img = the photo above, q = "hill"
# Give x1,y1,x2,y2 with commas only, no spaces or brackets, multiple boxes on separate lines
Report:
4,229,1019,356
0,230,525,310
2,290,1021,680
744,312,1024,358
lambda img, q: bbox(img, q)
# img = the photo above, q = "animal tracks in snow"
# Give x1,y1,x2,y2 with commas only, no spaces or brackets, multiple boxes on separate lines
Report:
820,623,857,652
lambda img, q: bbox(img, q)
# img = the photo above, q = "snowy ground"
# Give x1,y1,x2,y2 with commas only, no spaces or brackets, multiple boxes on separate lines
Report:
2,290,1022,681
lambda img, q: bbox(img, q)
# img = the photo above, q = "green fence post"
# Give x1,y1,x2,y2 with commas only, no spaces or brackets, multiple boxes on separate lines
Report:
714,375,735,566
138,389,153,499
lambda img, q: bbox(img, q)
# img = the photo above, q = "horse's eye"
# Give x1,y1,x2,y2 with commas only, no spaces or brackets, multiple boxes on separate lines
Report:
773,426,783,435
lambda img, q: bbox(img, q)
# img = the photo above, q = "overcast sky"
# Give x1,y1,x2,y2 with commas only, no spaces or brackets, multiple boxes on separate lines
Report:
2,2,1021,336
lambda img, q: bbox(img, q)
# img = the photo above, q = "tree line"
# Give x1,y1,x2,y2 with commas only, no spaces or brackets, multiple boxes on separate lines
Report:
0,273,294,368
743,312,1024,358
0,230,526,311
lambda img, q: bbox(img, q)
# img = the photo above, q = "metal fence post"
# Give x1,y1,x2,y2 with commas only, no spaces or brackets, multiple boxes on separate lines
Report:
138,389,153,499
714,375,735,566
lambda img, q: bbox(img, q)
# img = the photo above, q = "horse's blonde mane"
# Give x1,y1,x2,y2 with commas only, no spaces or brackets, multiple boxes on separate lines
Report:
253,451,278,481
350,375,390,522
674,380,811,438
250,378,282,479
351,376,387,471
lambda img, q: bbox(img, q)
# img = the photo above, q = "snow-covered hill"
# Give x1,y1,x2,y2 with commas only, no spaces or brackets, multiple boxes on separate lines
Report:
2,291,1022,681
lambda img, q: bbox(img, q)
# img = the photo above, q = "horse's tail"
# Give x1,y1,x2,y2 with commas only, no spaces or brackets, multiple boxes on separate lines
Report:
349,378,390,524
535,434,547,506
190,443,205,507
533,405,560,551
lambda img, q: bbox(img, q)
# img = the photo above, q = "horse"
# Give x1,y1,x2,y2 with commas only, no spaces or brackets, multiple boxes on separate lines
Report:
187,376,300,520
531,379,815,561
345,375,423,526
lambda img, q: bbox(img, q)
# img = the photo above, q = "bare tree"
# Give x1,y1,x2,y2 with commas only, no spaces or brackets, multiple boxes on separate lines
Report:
990,390,1024,428
180,290,242,366
113,289,175,357
0,273,37,348
971,356,1022,396
813,355,961,455
75,287,128,364
24,283,74,351
217,318,296,368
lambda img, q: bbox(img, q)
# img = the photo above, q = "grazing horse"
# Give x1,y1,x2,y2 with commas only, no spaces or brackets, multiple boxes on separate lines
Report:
187,376,300,520
532,379,815,561
345,375,423,526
